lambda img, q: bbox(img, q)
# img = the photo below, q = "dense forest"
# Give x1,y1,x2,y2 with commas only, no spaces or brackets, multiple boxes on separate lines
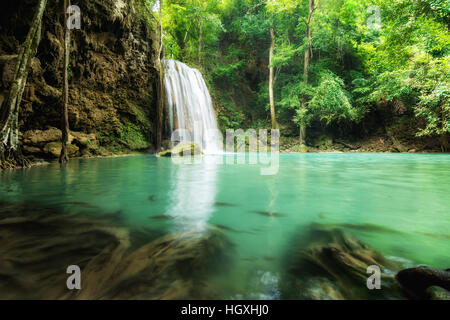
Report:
160,0,449,152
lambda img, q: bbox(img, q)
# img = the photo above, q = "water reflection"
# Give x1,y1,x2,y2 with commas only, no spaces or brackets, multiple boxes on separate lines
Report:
166,156,218,233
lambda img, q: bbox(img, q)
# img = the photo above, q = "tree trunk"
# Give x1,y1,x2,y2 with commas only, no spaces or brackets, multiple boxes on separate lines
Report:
442,133,448,153
269,27,278,130
441,111,448,152
0,0,48,169
198,0,204,67
60,0,71,164
155,0,165,151
299,0,315,147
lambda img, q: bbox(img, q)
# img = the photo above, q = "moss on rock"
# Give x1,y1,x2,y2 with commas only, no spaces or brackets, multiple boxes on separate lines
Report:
158,142,203,157
43,142,79,158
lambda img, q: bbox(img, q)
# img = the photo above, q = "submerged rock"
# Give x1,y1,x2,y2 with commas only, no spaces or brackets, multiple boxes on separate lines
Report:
91,227,233,300
215,202,238,207
301,277,345,300
0,201,128,299
157,142,203,157
0,201,233,300
395,266,450,300
249,210,286,218
428,286,450,300
280,224,403,300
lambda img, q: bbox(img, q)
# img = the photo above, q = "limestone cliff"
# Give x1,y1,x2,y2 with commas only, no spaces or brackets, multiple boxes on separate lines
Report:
0,0,159,159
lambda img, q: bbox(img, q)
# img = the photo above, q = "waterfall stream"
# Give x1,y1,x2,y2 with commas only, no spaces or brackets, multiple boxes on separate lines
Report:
164,59,222,154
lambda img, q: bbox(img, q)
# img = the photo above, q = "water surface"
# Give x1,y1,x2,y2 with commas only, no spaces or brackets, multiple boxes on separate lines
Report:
1,153,449,299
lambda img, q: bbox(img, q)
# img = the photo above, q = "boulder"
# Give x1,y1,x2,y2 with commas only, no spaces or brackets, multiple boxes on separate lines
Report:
22,128,98,157
395,266,450,300
22,145,42,155
429,286,450,300
157,142,203,157
23,128,62,145
43,142,79,158
298,144,309,153
293,144,308,153
90,227,233,300
70,131,97,147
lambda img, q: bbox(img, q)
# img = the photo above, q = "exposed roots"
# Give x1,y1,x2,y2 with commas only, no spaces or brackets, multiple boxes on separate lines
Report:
0,145,31,169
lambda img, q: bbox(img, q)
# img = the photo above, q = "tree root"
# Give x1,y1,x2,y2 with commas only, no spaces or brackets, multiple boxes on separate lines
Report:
0,146,31,170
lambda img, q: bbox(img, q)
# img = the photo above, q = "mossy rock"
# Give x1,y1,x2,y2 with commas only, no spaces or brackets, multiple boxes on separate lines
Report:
158,142,203,157
396,266,450,300
43,142,79,158
296,144,309,153
428,286,450,300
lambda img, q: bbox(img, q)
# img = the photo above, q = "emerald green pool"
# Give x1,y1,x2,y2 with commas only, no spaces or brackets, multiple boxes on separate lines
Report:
1,153,449,299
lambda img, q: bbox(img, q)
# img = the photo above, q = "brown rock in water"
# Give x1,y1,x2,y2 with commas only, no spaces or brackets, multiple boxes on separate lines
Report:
23,145,42,154
87,229,233,300
395,266,450,300
280,224,403,300
0,201,233,300
23,128,62,145
301,277,345,300
43,142,79,158
0,201,127,300
157,142,203,157
70,132,96,146
22,128,99,157
428,286,450,300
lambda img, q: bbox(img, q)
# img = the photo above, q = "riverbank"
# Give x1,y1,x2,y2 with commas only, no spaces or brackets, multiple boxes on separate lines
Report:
0,135,446,172
0,151,153,171
280,134,445,154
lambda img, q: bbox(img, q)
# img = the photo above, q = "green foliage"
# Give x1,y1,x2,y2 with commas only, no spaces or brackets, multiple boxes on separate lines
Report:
162,0,224,64
309,71,361,125
120,123,149,150
354,0,450,139
136,0,158,26
155,0,449,145
410,55,450,137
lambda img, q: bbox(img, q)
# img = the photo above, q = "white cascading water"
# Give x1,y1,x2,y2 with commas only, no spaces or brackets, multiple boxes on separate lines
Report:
164,59,222,154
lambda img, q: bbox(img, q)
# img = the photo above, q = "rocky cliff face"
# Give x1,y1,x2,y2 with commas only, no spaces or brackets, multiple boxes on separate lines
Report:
0,0,159,159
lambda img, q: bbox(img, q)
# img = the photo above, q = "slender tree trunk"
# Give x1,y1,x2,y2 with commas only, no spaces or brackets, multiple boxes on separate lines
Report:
60,0,71,164
441,110,448,152
0,0,48,169
269,27,278,130
198,0,204,67
155,0,165,151
299,0,315,147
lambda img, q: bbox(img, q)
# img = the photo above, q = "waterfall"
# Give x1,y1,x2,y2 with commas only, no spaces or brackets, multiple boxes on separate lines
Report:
164,59,221,154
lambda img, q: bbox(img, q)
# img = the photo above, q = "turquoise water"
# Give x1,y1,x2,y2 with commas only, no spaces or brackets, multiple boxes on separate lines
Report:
1,153,449,298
